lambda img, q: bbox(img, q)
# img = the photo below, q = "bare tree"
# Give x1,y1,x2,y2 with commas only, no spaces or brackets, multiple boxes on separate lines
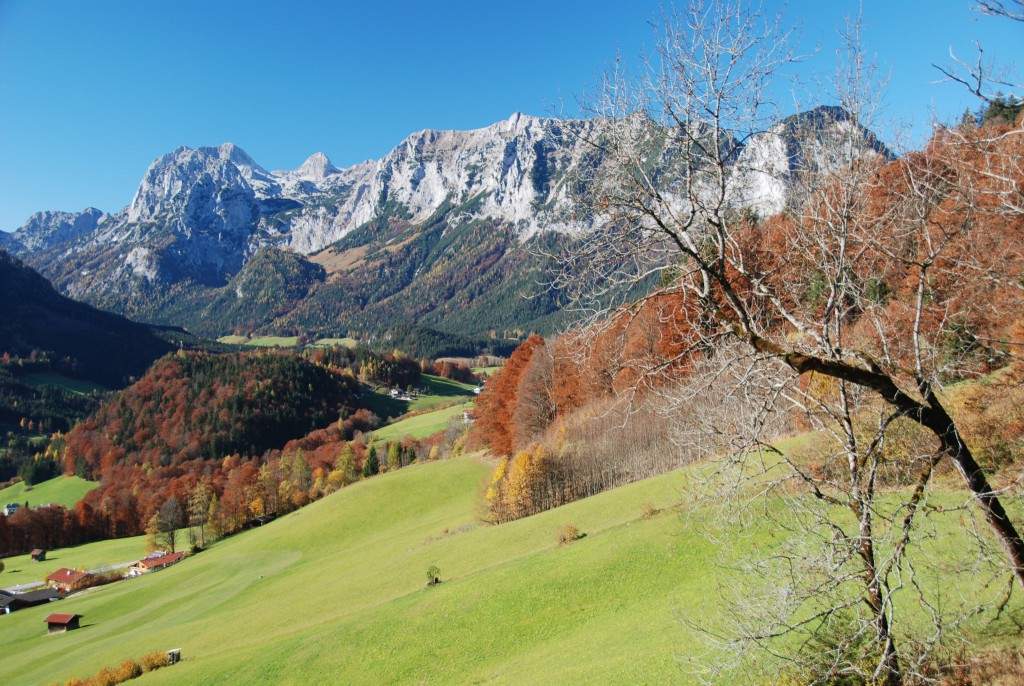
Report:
554,1,1024,683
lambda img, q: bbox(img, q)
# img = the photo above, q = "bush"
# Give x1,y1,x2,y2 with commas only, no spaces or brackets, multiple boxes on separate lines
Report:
140,651,170,672
115,659,142,681
91,666,120,686
558,523,584,545
426,564,441,586
640,502,659,519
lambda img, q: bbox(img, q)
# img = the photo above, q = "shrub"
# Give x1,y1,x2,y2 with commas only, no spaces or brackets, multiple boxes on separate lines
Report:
640,502,659,519
426,564,441,587
115,659,142,681
91,666,120,686
140,651,170,672
558,523,583,545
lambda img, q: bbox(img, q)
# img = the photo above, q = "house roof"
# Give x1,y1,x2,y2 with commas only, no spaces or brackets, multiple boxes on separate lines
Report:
45,568,91,585
136,551,185,569
0,595,13,608
43,612,79,624
12,588,59,603
31,548,45,555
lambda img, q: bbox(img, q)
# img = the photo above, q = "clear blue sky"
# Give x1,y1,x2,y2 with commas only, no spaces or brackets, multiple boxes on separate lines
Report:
0,0,1020,232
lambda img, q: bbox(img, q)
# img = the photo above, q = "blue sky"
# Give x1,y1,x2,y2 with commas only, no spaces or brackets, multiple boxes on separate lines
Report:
0,0,1020,232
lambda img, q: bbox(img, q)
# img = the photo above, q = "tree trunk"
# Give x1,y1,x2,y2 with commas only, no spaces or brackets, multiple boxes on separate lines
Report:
747,332,1024,589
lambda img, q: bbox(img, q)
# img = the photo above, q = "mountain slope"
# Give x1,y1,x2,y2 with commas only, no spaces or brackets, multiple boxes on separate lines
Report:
8,110,886,339
0,250,180,387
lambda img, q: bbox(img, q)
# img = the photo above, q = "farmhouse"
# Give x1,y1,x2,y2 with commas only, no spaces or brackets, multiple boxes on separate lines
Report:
45,568,93,593
127,551,186,576
3,587,59,612
44,612,81,634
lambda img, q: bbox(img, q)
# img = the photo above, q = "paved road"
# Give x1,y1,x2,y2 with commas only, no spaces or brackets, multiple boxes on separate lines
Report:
2,560,135,593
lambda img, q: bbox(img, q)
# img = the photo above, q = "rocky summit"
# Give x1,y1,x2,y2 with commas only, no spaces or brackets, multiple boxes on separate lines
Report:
5,108,884,338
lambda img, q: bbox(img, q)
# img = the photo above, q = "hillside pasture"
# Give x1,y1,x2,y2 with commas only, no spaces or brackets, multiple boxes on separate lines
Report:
0,475,98,511
372,402,472,441
20,372,108,396
0,455,1018,685
0,533,147,589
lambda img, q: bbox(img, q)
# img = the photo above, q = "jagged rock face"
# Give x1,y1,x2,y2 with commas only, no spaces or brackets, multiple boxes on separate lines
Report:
6,208,107,253
73,145,262,288
731,106,891,217
7,108,888,336
265,113,601,253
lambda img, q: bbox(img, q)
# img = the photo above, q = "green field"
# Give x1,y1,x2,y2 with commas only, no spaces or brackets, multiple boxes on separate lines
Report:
0,457,718,685
372,402,473,441
0,455,1017,685
361,374,477,423
313,337,358,348
215,336,300,348
0,534,148,589
0,476,98,511
20,372,109,395
216,336,357,348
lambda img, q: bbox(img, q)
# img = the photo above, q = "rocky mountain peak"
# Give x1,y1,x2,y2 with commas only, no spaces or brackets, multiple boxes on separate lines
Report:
295,152,339,180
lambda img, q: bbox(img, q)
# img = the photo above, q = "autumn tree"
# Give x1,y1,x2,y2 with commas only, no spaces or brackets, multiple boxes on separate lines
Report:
146,496,182,553
556,1,1024,683
387,442,401,471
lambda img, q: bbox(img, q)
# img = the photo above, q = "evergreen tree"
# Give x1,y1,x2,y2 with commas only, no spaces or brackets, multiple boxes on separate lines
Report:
363,445,379,477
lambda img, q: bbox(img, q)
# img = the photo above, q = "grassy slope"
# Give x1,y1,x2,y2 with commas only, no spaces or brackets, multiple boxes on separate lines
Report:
21,371,109,395
362,373,476,428
372,402,473,441
0,475,98,510
215,336,300,348
0,457,723,686
0,534,148,589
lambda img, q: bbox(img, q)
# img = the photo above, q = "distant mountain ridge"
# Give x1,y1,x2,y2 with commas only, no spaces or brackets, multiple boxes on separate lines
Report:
0,250,183,387
6,107,886,339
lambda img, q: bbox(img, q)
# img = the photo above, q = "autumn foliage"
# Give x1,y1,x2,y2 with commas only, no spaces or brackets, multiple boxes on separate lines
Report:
475,117,1024,523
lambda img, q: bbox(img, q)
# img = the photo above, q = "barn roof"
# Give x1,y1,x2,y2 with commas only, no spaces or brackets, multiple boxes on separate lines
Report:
43,612,79,624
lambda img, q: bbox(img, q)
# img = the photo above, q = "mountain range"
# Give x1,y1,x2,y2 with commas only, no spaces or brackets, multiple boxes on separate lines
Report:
3,107,885,339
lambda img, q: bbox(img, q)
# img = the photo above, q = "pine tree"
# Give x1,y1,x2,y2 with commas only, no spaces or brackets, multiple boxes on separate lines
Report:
363,445,379,477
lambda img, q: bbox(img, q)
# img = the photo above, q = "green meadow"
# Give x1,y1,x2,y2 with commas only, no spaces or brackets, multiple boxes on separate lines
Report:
0,455,1018,685
372,402,473,441
0,475,98,511
21,372,109,395
0,534,148,589
0,457,724,685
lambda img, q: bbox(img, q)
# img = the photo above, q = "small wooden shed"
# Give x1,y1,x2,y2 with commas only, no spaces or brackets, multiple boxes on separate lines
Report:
44,612,81,634
31,548,46,562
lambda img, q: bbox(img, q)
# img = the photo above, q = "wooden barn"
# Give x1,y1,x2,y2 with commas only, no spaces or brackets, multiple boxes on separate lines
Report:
44,612,81,634
31,548,46,562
